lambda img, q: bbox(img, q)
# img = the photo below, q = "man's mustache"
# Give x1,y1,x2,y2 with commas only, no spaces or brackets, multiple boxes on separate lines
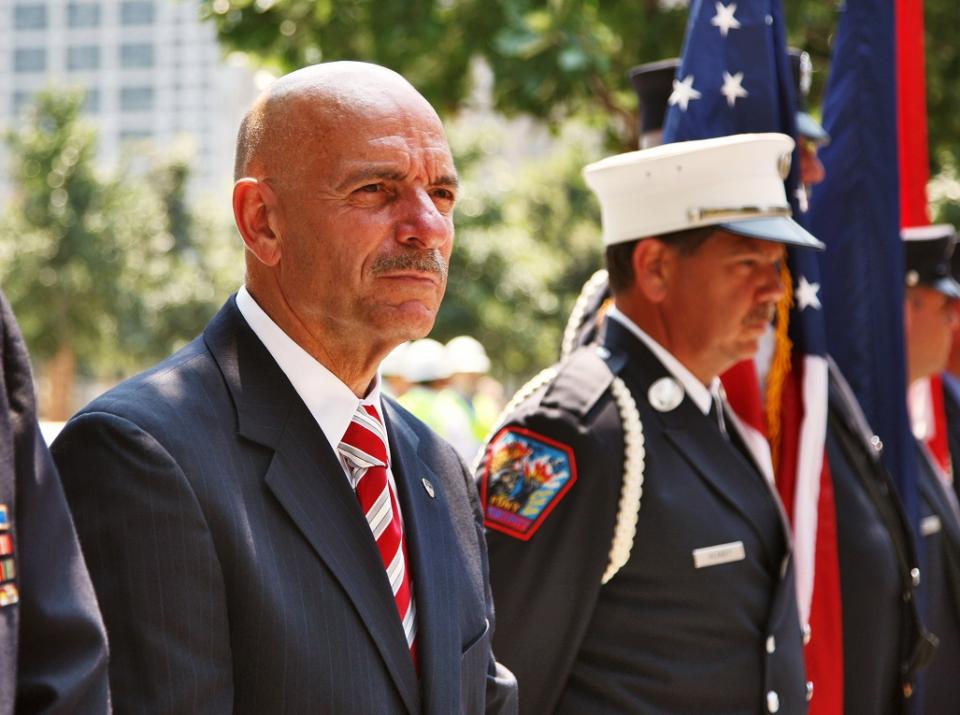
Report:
745,302,777,325
371,249,448,280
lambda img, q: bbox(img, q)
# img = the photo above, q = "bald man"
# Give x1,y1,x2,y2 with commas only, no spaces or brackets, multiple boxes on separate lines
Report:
51,62,518,714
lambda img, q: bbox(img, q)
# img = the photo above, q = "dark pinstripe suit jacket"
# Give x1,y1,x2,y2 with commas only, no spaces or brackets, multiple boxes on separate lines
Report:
51,296,518,714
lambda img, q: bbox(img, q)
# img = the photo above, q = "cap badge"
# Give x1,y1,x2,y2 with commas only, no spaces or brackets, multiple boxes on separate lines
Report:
648,377,684,412
778,152,792,180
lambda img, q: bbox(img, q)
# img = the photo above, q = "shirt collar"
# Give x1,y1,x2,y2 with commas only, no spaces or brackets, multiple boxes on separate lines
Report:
235,287,386,454
606,306,720,415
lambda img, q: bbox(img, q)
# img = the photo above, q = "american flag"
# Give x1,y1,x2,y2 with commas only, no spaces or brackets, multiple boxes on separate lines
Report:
808,0,919,526
662,1,839,711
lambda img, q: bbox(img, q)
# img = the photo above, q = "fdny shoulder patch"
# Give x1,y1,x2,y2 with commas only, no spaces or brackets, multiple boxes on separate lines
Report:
480,426,577,540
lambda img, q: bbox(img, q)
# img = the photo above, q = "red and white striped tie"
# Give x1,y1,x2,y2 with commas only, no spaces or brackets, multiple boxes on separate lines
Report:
338,403,419,668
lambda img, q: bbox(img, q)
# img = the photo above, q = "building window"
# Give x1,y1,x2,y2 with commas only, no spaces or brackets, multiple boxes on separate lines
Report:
119,86,154,111
83,88,100,113
11,91,34,116
120,1,154,25
119,129,152,142
13,48,46,73
66,45,100,71
119,43,154,69
13,4,47,30
67,2,101,28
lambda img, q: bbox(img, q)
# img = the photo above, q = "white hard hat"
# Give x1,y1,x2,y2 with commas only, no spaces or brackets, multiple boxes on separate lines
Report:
401,338,453,383
380,342,411,378
583,133,824,250
445,335,491,374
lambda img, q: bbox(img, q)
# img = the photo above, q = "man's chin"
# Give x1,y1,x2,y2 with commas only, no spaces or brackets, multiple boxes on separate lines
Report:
381,301,438,339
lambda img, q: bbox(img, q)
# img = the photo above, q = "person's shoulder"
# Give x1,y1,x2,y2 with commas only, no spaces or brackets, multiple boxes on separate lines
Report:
477,347,626,543
497,345,619,434
74,334,216,429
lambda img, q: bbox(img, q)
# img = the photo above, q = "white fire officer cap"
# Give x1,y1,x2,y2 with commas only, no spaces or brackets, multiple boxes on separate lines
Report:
583,133,825,250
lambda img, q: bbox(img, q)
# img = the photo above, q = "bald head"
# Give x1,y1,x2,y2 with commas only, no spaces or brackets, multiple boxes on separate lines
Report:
234,61,441,181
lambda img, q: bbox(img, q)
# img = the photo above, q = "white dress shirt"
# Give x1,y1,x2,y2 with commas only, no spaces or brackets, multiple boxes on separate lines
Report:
235,287,397,491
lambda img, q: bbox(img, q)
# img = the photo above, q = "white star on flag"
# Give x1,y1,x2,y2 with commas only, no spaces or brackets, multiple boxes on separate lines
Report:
796,275,822,311
710,2,741,37
720,71,749,107
668,75,702,112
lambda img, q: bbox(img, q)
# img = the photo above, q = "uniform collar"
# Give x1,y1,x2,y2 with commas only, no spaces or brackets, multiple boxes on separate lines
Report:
607,306,720,415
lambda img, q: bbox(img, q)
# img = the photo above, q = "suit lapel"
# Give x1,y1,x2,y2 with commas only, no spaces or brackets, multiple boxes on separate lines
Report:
605,320,788,561
383,399,461,714
204,297,420,714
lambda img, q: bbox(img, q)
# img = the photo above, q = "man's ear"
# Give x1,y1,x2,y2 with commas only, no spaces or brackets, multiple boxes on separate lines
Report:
233,178,282,267
631,238,673,303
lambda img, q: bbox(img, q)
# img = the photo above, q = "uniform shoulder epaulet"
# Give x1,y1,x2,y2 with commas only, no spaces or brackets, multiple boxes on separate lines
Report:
540,345,617,419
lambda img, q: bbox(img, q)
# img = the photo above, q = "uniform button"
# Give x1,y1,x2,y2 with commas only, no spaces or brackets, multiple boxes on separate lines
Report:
766,635,776,654
904,682,914,698
766,690,780,713
870,434,883,453
806,681,814,702
802,623,812,645
911,568,921,587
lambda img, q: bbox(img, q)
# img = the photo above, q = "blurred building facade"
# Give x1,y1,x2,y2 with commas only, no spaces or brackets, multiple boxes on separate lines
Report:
0,0,261,202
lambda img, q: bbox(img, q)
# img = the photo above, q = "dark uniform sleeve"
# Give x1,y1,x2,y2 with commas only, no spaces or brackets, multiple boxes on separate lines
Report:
13,427,111,714
51,412,234,714
476,354,623,715
0,292,110,714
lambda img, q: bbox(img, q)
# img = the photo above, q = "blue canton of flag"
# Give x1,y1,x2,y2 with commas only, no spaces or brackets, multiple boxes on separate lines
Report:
662,0,797,149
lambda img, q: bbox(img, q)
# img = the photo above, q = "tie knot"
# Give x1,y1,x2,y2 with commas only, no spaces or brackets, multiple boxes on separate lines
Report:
339,403,388,469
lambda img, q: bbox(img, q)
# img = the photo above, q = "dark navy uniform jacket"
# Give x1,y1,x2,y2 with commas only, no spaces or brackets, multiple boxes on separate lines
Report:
825,361,932,714
0,291,110,714
479,318,807,714
915,434,960,714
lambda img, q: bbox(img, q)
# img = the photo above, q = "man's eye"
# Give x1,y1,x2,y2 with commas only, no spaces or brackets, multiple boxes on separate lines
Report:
432,188,455,201
357,184,383,193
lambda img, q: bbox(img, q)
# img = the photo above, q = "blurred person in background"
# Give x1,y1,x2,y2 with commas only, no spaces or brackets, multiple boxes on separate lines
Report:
902,224,960,714
446,336,501,448
380,341,413,398
940,241,960,507
399,338,479,462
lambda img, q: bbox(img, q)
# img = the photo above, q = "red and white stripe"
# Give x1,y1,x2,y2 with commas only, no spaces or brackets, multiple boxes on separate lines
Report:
339,404,419,666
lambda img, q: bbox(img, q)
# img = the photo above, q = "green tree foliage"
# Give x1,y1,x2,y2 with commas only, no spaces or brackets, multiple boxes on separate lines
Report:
200,0,689,150
0,91,242,415
203,0,958,163
432,120,602,379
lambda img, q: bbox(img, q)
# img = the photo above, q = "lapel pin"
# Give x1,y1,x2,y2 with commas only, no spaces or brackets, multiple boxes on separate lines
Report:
648,377,684,412
421,478,436,498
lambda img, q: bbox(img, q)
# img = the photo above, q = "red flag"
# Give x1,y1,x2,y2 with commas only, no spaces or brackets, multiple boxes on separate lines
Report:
896,0,949,474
